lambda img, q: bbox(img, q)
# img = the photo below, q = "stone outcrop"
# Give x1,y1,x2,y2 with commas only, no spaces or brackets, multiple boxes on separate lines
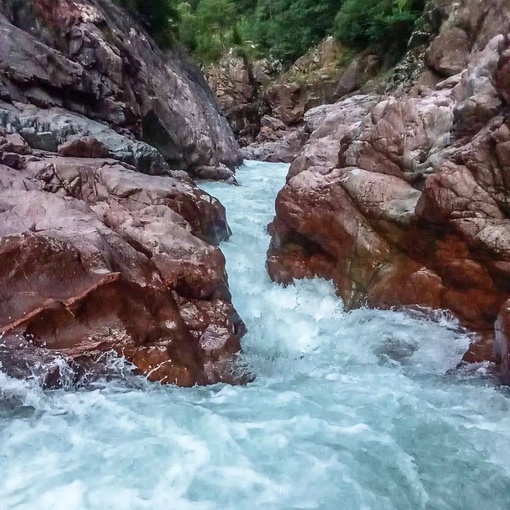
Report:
265,37,346,126
241,125,309,164
0,134,246,387
268,0,510,380
0,0,241,174
206,55,271,143
209,37,379,162
0,0,248,388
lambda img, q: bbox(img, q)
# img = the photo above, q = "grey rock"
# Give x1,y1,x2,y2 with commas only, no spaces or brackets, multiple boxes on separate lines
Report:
0,0,241,175
0,102,170,174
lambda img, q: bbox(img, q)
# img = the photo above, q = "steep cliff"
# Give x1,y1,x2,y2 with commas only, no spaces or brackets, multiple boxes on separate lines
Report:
267,0,510,380
0,0,242,175
0,0,247,387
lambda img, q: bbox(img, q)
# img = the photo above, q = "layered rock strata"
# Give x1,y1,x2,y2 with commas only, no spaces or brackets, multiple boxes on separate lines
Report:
268,0,510,379
0,134,246,387
0,0,241,175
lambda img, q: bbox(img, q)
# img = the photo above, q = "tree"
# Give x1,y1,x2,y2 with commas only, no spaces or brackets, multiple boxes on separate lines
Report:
240,0,341,64
334,0,423,53
118,0,180,47
185,0,237,64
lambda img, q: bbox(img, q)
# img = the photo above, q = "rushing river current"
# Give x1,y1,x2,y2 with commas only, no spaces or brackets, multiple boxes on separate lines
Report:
2,161,510,509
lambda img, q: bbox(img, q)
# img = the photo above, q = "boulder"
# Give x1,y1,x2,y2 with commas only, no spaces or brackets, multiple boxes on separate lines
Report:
58,136,109,159
426,27,471,77
268,3,510,380
334,53,380,99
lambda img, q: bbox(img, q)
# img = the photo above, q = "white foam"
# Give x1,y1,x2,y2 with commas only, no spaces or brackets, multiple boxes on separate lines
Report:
1,161,510,509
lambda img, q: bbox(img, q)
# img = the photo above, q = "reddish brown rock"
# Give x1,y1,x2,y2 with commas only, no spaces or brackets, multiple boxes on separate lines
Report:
268,2,510,378
205,55,270,143
58,136,109,159
426,27,471,77
265,83,308,127
334,52,380,99
0,143,245,387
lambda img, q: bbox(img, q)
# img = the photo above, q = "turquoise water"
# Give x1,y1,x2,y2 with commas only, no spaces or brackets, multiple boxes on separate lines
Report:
1,161,510,509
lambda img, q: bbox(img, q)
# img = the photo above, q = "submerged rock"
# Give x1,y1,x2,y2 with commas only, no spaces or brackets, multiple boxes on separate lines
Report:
268,0,510,380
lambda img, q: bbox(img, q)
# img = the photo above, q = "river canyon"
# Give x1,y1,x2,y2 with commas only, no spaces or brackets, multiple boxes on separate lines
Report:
2,161,510,509
1,0,510,508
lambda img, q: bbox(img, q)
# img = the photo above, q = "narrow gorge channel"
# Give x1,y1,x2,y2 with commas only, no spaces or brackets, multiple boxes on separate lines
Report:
2,161,510,509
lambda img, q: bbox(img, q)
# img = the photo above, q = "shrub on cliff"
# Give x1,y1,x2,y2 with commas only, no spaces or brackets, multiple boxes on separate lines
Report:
334,0,424,52
117,0,180,46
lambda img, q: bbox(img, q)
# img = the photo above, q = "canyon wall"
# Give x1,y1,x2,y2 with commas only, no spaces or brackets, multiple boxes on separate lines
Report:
0,0,242,176
0,0,246,387
267,0,510,380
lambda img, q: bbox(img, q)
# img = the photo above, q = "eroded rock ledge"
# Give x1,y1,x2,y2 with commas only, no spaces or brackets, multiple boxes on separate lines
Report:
267,0,510,381
0,134,246,387
0,0,242,175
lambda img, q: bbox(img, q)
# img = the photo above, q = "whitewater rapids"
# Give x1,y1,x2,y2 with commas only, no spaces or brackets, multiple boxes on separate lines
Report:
1,161,510,509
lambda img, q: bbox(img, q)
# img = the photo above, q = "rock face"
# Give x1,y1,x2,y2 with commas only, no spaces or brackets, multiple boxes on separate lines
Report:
209,37,374,162
0,0,248,387
264,37,346,127
0,0,241,173
0,135,246,387
268,0,510,379
206,55,270,143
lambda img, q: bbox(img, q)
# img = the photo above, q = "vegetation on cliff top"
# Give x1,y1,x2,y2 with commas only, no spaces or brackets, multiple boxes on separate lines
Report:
117,0,180,46
119,0,425,65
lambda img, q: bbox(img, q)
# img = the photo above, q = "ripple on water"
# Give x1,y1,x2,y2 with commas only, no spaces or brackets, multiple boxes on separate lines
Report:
1,160,510,509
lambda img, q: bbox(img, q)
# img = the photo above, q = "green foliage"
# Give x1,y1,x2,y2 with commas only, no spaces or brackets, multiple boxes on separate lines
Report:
117,0,180,47
334,0,423,51
117,0,425,65
239,0,341,64
176,2,198,52
175,0,238,63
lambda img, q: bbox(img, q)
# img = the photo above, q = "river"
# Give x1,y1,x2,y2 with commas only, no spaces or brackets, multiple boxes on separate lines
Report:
1,160,510,509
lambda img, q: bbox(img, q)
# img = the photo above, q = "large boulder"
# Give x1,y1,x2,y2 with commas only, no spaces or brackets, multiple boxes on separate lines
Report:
0,137,246,387
268,0,510,380
0,0,241,173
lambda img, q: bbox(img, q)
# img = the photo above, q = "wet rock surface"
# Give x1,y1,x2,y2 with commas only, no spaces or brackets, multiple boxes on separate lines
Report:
0,0,248,387
0,0,241,173
268,0,510,379
0,138,246,387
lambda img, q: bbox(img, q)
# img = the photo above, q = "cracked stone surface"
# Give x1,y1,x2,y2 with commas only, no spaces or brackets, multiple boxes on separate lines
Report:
0,137,246,387
0,0,241,174
267,0,510,380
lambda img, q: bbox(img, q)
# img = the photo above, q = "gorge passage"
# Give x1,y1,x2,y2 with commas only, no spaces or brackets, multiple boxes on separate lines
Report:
1,161,510,509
